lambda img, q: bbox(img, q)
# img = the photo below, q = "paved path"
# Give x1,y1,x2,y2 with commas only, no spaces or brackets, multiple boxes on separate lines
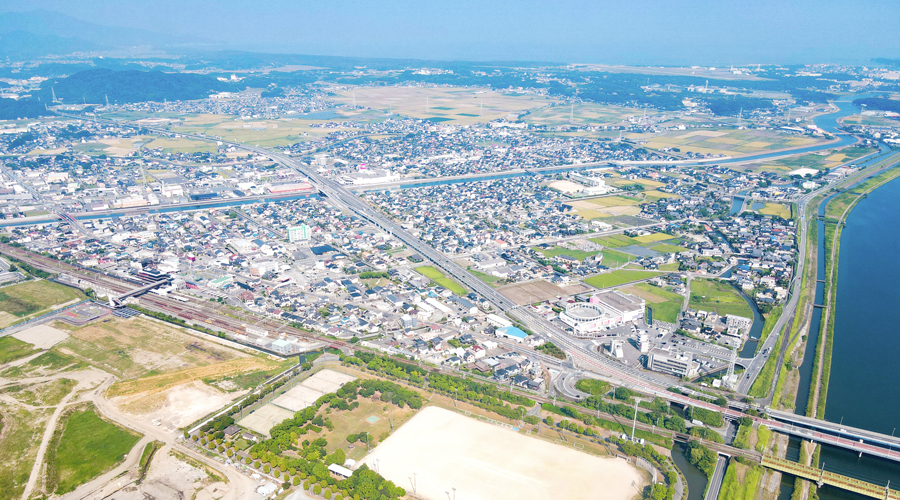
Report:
704,456,728,500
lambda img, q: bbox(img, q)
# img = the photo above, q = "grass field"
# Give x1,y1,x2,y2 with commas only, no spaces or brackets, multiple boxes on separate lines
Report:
0,403,51,500
0,379,77,407
0,337,37,365
469,269,503,286
0,280,83,326
651,243,691,253
633,283,683,323
535,246,599,261
688,279,753,318
318,396,416,462
589,234,640,248
585,270,665,289
414,266,467,296
600,249,634,268
49,404,141,495
757,203,792,219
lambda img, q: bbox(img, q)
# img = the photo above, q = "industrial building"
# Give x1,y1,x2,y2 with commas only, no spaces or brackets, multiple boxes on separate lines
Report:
646,348,699,378
559,290,645,337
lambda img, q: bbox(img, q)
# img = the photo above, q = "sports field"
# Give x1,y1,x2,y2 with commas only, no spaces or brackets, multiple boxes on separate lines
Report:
364,406,642,500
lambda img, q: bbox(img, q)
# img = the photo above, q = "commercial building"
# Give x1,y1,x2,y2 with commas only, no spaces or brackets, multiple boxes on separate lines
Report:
558,290,645,337
646,348,699,378
288,224,312,242
495,326,528,342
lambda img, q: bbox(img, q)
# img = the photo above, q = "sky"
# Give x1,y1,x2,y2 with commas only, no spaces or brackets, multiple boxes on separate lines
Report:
2,0,899,65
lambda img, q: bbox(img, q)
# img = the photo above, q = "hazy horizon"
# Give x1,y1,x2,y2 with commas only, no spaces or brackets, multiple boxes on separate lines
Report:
1,0,899,66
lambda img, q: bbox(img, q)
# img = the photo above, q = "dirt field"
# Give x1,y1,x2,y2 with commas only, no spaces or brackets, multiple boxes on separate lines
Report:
364,406,643,500
237,403,295,437
111,381,241,432
12,324,70,349
498,280,568,305
272,369,356,412
109,448,229,500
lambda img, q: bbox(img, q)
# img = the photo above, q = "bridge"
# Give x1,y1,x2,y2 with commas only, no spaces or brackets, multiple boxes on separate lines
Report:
762,456,898,500
764,409,900,462
108,277,172,307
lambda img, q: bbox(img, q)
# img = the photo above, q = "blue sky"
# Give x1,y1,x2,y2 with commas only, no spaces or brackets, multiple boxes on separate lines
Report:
2,0,899,65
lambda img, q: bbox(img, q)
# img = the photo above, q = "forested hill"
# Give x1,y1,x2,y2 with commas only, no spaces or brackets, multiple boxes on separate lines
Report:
0,98,55,120
37,69,236,105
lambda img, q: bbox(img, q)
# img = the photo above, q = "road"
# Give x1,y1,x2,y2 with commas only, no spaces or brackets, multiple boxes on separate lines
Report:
704,456,728,500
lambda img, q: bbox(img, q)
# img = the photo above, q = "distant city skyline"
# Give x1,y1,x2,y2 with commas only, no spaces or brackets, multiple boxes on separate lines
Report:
1,0,899,65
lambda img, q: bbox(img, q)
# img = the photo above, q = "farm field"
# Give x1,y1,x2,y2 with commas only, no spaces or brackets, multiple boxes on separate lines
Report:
631,128,826,158
757,203,792,219
745,146,878,174
688,278,753,318
331,86,555,125
414,266,467,295
584,270,665,289
600,249,634,268
534,246,599,261
365,406,643,500
48,404,141,495
498,280,569,305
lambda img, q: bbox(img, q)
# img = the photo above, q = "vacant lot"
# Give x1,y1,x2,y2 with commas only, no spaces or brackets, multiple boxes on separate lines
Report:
57,316,245,380
689,278,753,318
0,378,77,407
365,406,642,500
0,337,37,365
0,403,51,500
48,404,141,495
585,270,665,290
534,246,599,261
0,280,83,327
414,266,466,295
630,283,684,323
498,280,568,305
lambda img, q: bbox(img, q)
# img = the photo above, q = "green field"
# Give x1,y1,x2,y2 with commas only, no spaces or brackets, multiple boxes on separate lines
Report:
49,405,141,495
0,379,77,407
534,246,599,261
589,234,640,248
758,203,792,219
469,269,503,286
585,270,665,289
600,249,634,268
688,279,753,318
414,266,467,296
0,280,83,322
635,283,683,323
0,337,37,365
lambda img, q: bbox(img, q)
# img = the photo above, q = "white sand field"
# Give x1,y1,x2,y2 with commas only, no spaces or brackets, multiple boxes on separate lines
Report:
363,406,643,500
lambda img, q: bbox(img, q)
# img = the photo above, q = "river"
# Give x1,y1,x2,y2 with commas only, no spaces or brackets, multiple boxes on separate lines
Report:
812,171,900,496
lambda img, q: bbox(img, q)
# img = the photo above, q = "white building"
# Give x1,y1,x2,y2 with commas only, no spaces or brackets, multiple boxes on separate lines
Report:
559,290,645,337
288,224,312,242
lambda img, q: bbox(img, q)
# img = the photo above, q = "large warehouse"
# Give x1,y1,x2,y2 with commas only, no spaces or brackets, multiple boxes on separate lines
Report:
559,290,645,337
